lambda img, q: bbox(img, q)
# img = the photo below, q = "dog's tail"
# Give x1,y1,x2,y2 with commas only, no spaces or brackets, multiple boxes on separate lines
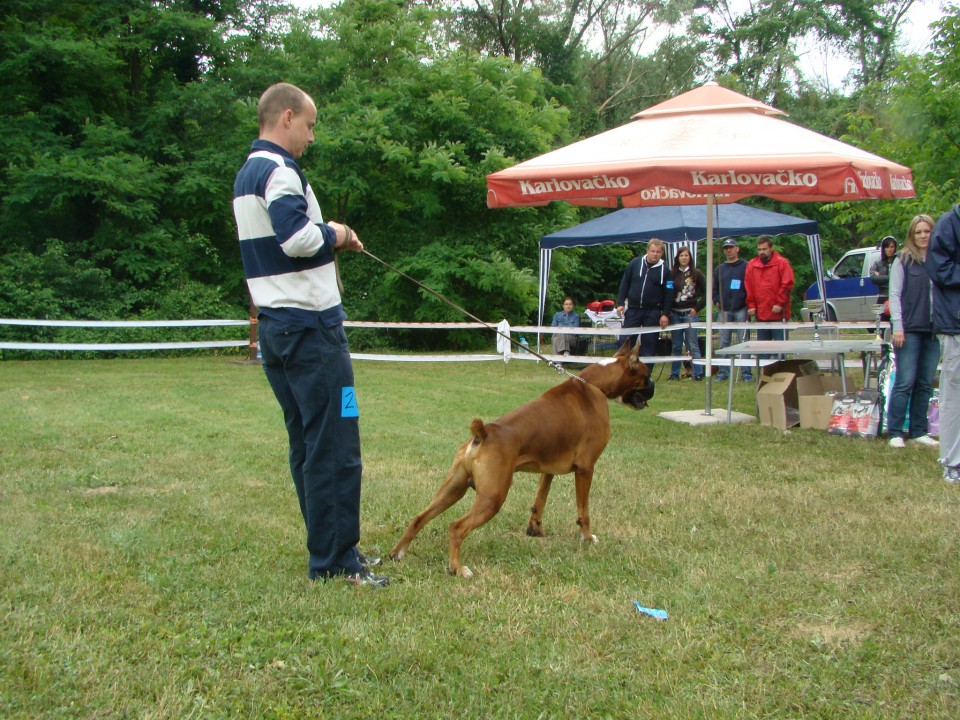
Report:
469,418,487,442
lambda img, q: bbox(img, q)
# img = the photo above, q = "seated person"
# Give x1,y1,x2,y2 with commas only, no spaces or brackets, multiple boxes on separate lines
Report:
551,296,581,355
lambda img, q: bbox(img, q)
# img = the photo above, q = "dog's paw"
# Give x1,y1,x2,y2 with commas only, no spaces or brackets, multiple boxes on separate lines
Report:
449,564,474,578
389,547,405,562
580,534,599,544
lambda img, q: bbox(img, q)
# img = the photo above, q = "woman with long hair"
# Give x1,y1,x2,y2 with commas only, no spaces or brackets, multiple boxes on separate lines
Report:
668,246,706,381
886,214,940,448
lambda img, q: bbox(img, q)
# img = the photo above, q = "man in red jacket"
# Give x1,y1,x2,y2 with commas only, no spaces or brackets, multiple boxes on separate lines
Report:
745,235,795,341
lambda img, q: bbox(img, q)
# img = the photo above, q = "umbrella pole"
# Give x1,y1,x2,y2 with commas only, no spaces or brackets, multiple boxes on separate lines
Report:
704,195,715,415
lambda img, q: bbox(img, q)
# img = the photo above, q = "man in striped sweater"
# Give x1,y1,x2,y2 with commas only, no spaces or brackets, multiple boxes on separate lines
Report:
233,83,387,587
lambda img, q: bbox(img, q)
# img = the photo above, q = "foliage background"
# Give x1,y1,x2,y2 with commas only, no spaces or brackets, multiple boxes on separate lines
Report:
1,0,958,351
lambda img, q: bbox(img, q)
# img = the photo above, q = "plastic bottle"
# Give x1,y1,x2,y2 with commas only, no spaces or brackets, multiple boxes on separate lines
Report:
519,337,530,353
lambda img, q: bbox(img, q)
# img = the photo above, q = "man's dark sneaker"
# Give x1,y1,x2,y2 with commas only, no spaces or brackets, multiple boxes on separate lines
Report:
344,568,390,588
667,376,679,381
716,374,729,382
358,551,381,567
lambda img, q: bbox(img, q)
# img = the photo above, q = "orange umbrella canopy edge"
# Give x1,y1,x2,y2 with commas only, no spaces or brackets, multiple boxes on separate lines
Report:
485,83,914,209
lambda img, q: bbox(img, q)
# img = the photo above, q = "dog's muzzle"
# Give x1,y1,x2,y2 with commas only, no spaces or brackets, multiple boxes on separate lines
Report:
623,380,655,410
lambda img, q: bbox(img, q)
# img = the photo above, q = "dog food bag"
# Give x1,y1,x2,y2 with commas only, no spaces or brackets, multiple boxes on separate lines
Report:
827,395,855,436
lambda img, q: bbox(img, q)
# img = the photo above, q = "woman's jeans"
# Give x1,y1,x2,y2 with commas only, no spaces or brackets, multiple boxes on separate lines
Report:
886,331,940,439
670,312,702,379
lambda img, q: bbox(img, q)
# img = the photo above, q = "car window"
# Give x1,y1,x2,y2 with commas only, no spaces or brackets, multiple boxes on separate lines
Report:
833,253,865,279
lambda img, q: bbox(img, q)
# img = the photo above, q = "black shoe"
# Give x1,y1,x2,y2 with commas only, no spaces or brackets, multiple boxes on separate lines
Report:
343,568,390,588
693,376,703,381
358,551,381,567
667,376,679,381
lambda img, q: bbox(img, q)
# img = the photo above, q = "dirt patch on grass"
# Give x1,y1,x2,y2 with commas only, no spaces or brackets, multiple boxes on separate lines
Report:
792,621,871,646
81,485,120,496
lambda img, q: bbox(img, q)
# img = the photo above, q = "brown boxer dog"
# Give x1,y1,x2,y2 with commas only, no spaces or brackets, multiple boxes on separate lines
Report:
389,341,654,577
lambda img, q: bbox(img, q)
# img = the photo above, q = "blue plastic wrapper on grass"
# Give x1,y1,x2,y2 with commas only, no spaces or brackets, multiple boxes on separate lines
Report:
634,601,668,621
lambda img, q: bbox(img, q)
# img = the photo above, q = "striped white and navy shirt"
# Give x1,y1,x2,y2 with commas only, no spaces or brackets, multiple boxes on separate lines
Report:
233,139,345,328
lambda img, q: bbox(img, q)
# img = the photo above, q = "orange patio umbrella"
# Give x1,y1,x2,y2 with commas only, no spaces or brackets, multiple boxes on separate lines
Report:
486,83,914,209
486,83,915,415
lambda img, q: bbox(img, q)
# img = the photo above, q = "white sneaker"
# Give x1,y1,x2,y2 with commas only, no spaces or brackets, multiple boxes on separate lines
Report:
888,437,906,449
911,434,940,447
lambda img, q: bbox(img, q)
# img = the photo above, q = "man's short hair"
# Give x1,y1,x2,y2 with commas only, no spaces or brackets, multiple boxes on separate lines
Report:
258,83,309,131
756,235,773,247
647,238,665,250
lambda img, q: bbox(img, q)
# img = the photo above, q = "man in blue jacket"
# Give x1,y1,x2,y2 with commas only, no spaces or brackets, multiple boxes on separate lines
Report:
713,238,751,382
926,204,960,484
616,238,674,366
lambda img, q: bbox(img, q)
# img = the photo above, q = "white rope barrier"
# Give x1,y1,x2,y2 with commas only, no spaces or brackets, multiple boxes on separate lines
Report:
0,341,249,352
0,317,883,360
344,321,487,330
351,353,503,362
0,318,248,328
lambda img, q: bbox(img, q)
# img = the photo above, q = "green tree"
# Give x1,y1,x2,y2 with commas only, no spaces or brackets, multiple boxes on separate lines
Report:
822,7,960,245
235,0,577,341
833,0,917,87
702,0,833,103
0,0,249,325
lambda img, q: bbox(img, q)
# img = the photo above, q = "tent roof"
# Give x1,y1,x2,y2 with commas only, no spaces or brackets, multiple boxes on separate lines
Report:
540,203,818,250
487,83,913,209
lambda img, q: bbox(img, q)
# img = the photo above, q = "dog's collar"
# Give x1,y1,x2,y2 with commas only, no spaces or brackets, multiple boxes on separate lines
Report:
550,361,586,383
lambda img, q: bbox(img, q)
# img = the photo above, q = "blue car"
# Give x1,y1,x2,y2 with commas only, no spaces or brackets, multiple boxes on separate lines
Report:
800,247,883,322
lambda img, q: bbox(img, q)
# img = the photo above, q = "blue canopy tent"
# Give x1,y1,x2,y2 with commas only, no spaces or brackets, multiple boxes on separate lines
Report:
538,203,825,334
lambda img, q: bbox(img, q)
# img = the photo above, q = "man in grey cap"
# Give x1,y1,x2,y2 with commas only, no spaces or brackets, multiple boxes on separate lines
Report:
714,238,751,382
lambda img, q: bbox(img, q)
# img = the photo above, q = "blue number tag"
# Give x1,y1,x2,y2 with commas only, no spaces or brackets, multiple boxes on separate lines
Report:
730,279,742,290
341,387,359,418
665,280,674,289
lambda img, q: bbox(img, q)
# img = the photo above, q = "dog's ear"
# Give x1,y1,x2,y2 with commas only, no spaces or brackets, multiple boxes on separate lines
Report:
627,339,641,369
614,340,640,361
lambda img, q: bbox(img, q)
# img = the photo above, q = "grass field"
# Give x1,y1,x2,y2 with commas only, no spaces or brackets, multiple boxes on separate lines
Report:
2,355,958,719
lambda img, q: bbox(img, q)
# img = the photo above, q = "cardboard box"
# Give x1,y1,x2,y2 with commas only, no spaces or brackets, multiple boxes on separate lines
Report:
756,360,818,428
760,359,820,382
820,374,845,394
757,372,801,430
760,359,845,392
799,394,839,430
756,365,845,431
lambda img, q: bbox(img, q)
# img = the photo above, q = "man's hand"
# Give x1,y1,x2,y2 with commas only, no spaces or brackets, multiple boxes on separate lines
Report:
334,222,364,253
659,314,669,329
747,308,756,318
616,305,624,317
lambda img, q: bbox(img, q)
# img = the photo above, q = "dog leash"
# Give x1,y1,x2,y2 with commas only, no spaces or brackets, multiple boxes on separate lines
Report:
358,248,584,382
